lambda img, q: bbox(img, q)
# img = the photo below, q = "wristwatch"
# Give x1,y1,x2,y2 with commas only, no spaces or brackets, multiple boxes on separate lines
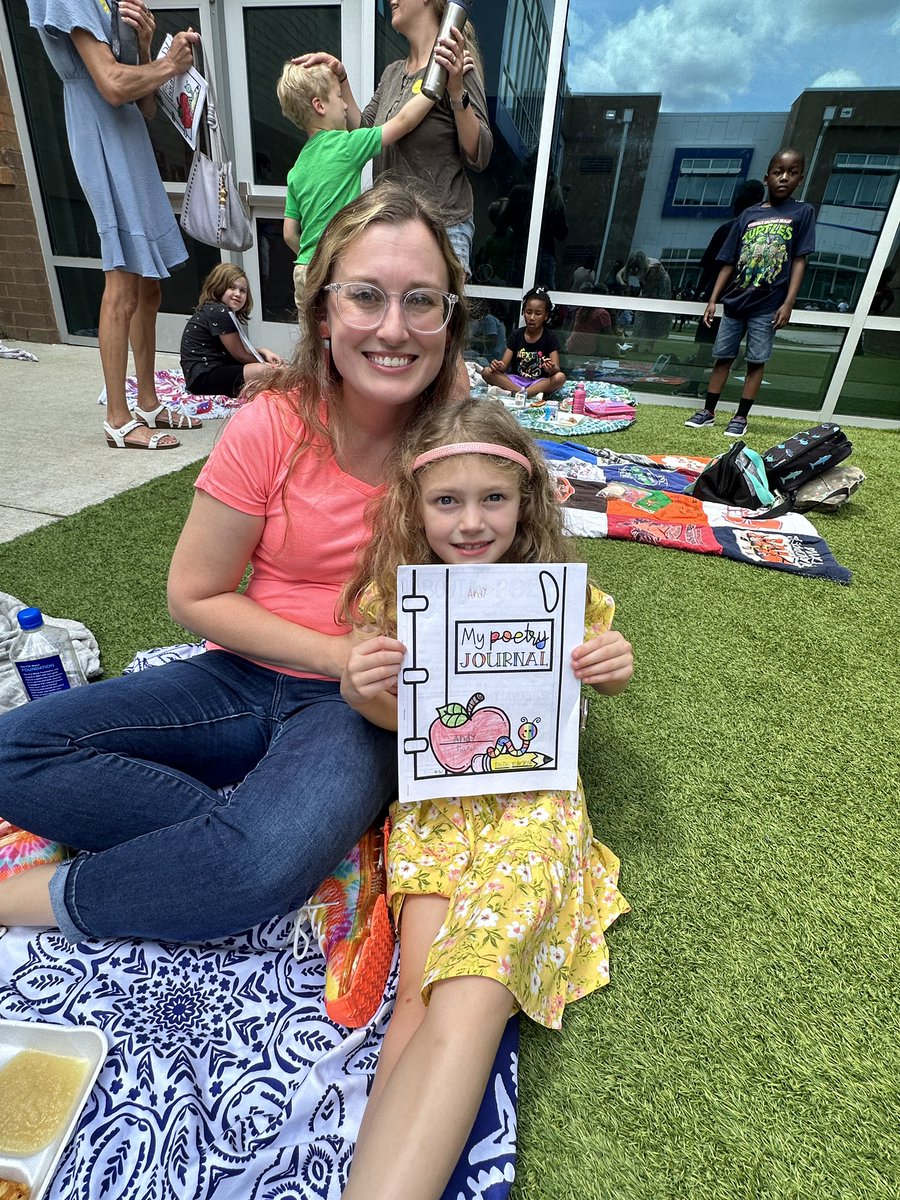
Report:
450,90,470,111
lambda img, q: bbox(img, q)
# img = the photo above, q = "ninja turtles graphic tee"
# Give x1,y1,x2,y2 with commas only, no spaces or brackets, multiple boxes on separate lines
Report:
717,199,816,319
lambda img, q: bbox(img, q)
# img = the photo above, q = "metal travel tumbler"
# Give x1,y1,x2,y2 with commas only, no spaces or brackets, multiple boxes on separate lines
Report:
421,0,473,102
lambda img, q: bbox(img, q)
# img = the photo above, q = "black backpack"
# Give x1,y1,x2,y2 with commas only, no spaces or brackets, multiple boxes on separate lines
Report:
686,440,776,509
761,424,852,515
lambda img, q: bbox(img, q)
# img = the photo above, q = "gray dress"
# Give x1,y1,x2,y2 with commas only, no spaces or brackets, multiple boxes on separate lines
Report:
28,0,187,278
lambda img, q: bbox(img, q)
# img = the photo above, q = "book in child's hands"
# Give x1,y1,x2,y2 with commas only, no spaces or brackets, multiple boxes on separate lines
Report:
396,562,587,804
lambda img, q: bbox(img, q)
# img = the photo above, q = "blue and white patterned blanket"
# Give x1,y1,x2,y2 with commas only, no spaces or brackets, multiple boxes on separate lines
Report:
0,653,518,1199
0,922,518,1199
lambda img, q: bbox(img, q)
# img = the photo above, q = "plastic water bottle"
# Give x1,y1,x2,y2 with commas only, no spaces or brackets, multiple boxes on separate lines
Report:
421,0,473,102
572,382,587,415
9,607,87,701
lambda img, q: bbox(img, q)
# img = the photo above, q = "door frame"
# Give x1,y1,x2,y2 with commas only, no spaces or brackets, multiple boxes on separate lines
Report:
194,0,369,357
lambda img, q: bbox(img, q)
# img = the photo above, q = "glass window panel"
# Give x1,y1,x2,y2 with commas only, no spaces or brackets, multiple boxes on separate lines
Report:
56,236,220,337
373,1,554,290
836,329,900,420
257,217,301,322
557,301,842,412
146,9,201,184
463,300,523,366
245,6,342,186
548,1,900,314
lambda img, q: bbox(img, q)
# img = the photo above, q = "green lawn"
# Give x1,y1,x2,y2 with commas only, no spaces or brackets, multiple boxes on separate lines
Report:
1,404,897,1199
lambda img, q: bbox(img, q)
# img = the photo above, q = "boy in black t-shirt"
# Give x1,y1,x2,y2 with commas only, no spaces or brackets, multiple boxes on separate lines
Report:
685,148,816,437
481,287,567,400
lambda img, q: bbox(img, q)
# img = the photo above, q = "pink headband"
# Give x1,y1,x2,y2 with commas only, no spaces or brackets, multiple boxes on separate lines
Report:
412,442,533,475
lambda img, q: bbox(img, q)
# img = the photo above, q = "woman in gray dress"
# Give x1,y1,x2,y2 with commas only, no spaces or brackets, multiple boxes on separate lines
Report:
27,0,202,449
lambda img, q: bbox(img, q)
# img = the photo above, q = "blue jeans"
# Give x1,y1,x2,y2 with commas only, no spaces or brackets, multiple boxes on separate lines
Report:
0,652,396,942
713,311,775,363
446,217,475,277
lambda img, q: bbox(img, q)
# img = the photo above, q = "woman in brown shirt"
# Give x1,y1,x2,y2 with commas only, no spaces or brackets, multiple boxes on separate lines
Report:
296,0,492,278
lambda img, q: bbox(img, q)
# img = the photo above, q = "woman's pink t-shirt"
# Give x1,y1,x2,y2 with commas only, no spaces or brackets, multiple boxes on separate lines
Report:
194,393,383,679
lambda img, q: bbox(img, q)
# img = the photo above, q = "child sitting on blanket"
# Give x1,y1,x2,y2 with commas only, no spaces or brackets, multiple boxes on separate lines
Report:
338,398,633,1200
180,265,285,398
481,286,567,401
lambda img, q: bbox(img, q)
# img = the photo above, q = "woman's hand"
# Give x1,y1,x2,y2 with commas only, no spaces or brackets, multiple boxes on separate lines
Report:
489,358,506,373
291,51,345,81
571,630,633,695
341,635,406,708
435,27,474,103
259,348,286,366
118,1,155,61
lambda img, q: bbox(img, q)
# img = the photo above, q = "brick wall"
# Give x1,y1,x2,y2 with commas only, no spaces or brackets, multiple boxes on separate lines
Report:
0,59,58,343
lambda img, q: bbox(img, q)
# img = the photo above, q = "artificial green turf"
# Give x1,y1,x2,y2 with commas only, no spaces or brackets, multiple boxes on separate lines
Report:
1,405,897,1199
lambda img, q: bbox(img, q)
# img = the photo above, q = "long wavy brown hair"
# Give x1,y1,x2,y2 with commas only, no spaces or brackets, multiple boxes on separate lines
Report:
342,398,567,634
198,263,253,321
242,177,469,461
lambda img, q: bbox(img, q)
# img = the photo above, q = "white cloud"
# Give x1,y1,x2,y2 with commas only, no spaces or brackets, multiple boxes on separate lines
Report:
567,0,897,109
809,69,864,88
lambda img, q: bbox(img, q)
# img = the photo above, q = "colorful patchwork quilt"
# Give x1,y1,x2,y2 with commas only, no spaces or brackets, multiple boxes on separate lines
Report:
538,442,852,585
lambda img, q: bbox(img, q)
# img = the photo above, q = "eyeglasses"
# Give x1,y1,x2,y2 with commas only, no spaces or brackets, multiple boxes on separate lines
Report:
324,281,458,333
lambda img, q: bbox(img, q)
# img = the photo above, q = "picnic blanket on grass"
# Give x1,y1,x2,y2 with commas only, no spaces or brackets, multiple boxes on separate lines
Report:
0,643,519,1200
0,924,518,1200
97,369,246,421
539,442,852,585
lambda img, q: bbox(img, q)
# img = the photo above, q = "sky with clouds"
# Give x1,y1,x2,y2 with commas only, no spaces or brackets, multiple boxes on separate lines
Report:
566,0,900,111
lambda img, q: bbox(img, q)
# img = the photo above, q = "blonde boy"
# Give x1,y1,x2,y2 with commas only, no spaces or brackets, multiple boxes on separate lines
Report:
278,62,434,318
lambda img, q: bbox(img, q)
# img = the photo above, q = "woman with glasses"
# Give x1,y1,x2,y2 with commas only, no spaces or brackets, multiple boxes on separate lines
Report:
0,180,467,943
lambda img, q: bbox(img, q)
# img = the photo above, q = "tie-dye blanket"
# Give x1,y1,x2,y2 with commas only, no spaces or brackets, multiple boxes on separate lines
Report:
538,441,852,584
97,369,246,421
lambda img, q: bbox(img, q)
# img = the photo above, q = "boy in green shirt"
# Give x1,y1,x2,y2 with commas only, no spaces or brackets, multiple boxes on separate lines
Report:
278,62,434,320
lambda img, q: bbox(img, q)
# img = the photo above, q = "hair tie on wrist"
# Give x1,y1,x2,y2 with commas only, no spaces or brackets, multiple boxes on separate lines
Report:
337,71,348,83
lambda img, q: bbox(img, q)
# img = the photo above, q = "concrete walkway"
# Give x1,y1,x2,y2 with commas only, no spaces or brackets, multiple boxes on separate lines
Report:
0,342,219,544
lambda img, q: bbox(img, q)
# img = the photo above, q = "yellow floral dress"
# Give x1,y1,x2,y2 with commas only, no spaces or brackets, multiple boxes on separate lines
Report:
386,585,630,1030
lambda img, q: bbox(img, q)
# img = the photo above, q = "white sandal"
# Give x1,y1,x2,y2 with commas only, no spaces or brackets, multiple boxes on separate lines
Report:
104,418,179,450
134,401,202,430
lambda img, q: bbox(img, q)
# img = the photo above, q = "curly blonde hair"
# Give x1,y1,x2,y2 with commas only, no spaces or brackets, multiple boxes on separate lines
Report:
243,177,468,461
342,398,567,634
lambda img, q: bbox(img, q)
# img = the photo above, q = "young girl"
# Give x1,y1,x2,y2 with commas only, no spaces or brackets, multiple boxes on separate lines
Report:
180,264,285,397
339,397,633,1200
481,285,567,400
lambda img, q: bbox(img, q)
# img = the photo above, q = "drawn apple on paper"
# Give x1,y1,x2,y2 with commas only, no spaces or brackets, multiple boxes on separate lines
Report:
178,91,194,129
429,692,510,774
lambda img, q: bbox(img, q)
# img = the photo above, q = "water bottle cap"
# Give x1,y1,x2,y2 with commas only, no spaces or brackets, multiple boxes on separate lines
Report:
17,607,44,630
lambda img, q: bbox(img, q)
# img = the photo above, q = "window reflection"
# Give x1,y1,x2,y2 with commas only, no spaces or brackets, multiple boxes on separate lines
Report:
549,1,900,315
245,7,342,187
839,334,900,420
463,300,522,367
558,304,841,413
